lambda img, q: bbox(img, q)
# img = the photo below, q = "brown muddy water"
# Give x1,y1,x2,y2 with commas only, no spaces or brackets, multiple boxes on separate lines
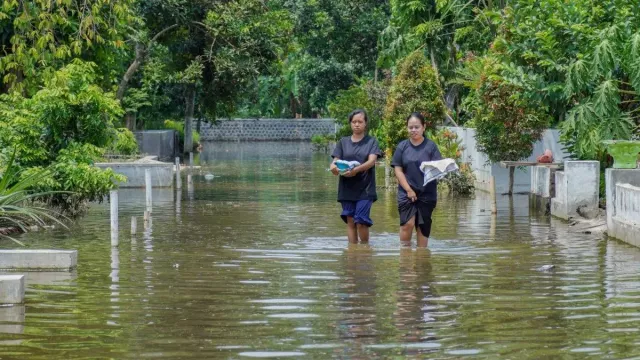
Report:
1,141,640,359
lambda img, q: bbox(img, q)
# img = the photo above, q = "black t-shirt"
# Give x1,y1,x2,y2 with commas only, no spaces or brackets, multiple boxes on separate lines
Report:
391,138,442,201
331,135,382,202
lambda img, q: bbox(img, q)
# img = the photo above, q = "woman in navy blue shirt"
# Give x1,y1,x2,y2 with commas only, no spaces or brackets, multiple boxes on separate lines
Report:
330,109,382,244
391,112,442,247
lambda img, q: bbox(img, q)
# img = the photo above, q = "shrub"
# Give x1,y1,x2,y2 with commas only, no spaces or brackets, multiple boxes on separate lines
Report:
0,61,128,215
429,128,475,196
109,128,139,155
164,119,201,151
381,51,445,156
311,134,336,153
474,79,551,163
328,75,391,140
23,143,126,216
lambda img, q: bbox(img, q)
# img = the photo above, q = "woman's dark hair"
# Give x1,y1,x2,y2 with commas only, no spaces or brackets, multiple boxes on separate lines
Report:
348,109,368,123
406,112,425,125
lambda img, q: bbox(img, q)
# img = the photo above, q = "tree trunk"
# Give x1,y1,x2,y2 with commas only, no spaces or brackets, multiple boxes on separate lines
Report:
117,43,145,101
385,148,393,189
125,112,137,131
116,24,179,101
183,86,196,154
429,46,439,78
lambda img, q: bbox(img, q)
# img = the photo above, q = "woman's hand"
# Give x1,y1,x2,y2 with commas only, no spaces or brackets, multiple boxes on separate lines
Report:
329,162,339,176
407,189,418,202
343,168,359,177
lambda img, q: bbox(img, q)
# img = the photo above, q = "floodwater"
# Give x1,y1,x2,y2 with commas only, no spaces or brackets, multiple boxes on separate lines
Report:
2,141,640,359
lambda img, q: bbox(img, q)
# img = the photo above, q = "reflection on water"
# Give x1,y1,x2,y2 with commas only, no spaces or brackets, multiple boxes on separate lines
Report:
2,141,640,359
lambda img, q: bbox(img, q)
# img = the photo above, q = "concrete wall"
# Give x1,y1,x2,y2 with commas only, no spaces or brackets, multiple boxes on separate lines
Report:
531,166,552,198
445,127,570,193
551,161,600,220
134,130,178,161
0,275,24,304
200,119,336,141
606,169,640,247
95,163,174,188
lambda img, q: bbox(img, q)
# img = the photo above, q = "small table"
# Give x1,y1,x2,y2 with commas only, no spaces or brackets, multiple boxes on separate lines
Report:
499,161,563,195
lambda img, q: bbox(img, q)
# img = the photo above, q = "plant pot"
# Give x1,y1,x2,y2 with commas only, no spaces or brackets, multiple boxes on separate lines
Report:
603,140,640,169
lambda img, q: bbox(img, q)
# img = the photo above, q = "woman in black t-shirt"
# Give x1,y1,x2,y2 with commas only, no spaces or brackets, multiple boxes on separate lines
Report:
391,112,442,248
330,109,382,244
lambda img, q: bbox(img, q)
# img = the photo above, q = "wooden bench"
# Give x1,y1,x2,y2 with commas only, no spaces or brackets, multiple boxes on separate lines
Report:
499,161,563,195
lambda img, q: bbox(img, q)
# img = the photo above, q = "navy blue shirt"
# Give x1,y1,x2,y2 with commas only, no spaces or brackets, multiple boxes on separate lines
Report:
332,135,382,202
391,138,442,201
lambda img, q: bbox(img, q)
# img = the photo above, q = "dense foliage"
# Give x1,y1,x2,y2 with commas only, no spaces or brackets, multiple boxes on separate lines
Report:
3,0,640,219
0,61,127,214
381,51,444,155
473,78,551,163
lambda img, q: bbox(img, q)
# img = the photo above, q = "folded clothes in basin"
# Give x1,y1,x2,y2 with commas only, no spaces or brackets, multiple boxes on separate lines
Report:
420,159,459,185
335,160,361,175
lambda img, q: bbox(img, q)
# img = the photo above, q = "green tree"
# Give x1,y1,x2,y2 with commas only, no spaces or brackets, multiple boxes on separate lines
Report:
0,60,127,214
328,75,391,139
0,0,136,94
381,51,445,156
120,0,292,152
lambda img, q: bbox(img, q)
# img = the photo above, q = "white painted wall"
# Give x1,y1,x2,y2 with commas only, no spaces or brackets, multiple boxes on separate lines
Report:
444,127,570,194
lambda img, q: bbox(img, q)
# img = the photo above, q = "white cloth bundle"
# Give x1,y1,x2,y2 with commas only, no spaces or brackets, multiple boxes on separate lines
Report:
420,159,459,185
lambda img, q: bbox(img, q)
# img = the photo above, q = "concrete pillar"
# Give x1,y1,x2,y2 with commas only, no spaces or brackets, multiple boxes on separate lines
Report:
606,169,640,246
551,161,599,219
0,305,24,335
0,275,25,304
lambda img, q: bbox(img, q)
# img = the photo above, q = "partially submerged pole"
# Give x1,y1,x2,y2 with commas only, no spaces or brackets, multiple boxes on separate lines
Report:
175,157,182,189
490,176,498,214
131,217,137,235
145,169,152,213
110,190,119,247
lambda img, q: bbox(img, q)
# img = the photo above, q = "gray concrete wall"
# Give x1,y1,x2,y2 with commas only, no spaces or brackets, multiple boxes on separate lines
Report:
0,305,24,334
531,166,552,198
445,127,570,194
551,161,600,220
134,130,178,161
95,163,174,188
606,169,640,246
0,275,24,304
200,119,336,141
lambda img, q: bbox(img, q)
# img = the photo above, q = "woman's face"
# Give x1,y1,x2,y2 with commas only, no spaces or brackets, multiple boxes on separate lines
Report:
350,113,366,134
407,117,425,140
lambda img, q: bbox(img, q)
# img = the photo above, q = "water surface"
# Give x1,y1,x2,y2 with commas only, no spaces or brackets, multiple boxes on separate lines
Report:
2,141,640,359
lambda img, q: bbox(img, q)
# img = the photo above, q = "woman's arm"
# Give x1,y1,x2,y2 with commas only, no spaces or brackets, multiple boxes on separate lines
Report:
394,166,417,202
394,166,412,193
345,154,377,177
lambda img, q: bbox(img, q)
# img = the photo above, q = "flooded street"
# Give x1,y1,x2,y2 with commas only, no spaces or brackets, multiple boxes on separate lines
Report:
2,141,640,359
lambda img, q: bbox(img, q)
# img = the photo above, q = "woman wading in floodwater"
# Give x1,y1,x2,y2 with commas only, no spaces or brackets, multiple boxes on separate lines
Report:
330,109,382,243
391,112,442,247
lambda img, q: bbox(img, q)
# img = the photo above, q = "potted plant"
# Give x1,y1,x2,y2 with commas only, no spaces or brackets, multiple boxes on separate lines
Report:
603,139,640,169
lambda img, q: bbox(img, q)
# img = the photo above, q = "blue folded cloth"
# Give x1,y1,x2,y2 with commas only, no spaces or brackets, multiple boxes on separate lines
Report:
335,160,361,175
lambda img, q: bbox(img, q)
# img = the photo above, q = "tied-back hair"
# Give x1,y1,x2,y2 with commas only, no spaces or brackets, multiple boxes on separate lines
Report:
348,109,369,123
406,112,425,125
